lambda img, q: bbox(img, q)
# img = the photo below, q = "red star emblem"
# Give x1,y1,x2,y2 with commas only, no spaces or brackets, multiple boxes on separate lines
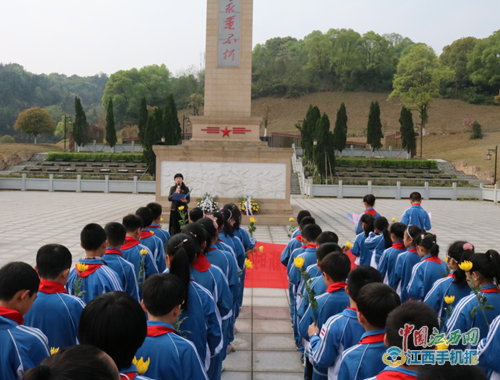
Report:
221,126,231,137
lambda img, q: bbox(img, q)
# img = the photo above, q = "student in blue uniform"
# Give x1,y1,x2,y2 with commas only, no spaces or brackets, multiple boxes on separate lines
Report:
189,207,204,223
224,203,257,252
146,202,171,244
446,249,500,343
354,194,381,235
103,222,140,302
424,241,472,329
300,252,351,379
289,224,323,291
364,216,391,268
407,233,447,301
337,283,401,380
400,192,431,230
66,223,123,304
309,266,383,380
304,231,339,278
351,213,375,266
136,274,209,380
165,233,223,374
377,222,407,286
121,214,159,296
79,291,153,380
25,244,86,349
136,207,167,273
478,314,500,378
291,210,313,239
282,216,316,267
392,225,421,302
0,262,50,380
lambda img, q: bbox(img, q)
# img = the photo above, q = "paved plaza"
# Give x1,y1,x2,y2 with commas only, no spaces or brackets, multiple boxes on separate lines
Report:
1,191,500,378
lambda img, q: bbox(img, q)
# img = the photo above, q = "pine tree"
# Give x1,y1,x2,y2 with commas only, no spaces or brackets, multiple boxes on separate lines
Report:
105,99,117,148
470,121,483,139
313,113,335,182
367,101,383,150
73,97,89,147
143,114,156,176
399,106,416,153
332,102,348,154
162,100,173,144
167,94,182,145
296,105,321,164
138,97,148,145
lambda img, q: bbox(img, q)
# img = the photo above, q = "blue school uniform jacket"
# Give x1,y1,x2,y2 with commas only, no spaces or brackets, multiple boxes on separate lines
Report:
424,274,471,328
148,223,171,244
310,307,365,380
364,232,387,268
478,314,500,377
289,246,318,288
121,237,159,292
406,255,448,301
297,276,328,324
103,248,140,302
337,329,387,380
206,244,239,306
24,280,85,350
400,204,431,230
365,366,418,380
66,258,123,304
355,209,381,235
281,235,303,267
140,230,167,274
351,232,371,266
119,364,153,380
392,248,420,302
446,285,500,344
0,308,50,380
135,321,208,380
233,227,256,251
378,242,406,286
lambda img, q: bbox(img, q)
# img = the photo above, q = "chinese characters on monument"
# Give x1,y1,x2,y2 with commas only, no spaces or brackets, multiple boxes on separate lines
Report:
218,0,241,67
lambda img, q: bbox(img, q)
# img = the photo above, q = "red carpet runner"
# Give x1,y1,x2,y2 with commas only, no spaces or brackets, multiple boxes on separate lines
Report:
244,241,357,289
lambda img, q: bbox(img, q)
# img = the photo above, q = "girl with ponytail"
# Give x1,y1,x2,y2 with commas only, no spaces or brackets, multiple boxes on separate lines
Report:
424,241,473,329
223,203,256,252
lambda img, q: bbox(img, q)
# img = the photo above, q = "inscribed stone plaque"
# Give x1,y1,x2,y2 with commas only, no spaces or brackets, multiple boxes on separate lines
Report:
217,0,241,67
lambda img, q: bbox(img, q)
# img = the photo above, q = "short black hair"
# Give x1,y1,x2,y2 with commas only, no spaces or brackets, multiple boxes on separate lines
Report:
410,191,422,202
317,231,339,245
302,224,322,242
316,243,342,262
357,283,401,329
300,216,316,229
385,301,438,351
122,214,143,232
417,362,488,380
135,207,153,228
36,244,72,280
104,222,126,247
363,194,376,206
22,345,120,380
297,210,312,225
0,262,39,301
143,274,185,316
79,291,147,370
321,252,351,282
146,202,163,220
189,207,204,222
347,266,383,303
390,222,406,240
80,223,107,251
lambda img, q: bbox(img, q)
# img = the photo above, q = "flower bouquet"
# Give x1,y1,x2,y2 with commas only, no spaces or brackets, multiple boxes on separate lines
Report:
239,196,260,215
197,193,219,213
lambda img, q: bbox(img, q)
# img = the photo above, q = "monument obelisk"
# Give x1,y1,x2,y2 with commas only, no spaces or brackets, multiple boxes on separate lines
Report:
154,0,293,225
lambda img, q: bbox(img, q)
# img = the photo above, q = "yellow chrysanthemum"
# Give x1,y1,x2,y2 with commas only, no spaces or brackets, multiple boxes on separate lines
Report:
459,260,473,272
444,257,449,262
245,259,253,269
133,356,150,375
289,217,295,222
249,217,256,223
444,295,455,305
345,241,353,249
160,217,164,222
259,246,264,253
76,263,89,275
150,230,154,234
50,347,59,355
392,218,397,222
294,257,305,269
436,339,449,350
178,206,185,211
140,249,148,256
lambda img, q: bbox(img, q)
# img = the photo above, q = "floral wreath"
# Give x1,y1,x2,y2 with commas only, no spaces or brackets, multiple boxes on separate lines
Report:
238,195,260,215
197,193,219,213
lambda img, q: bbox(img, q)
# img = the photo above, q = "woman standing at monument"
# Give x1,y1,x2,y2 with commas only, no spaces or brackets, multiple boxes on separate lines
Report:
168,173,190,235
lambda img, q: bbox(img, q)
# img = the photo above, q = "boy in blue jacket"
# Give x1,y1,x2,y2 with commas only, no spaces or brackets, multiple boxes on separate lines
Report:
400,192,431,230
137,207,167,273
354,194,381,235
0,262,50,380
377,222,407,286
147,202,171,244
337,283,401,380
25,244,86,350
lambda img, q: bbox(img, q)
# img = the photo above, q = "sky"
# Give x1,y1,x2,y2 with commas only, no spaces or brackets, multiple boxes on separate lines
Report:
1,0,499,78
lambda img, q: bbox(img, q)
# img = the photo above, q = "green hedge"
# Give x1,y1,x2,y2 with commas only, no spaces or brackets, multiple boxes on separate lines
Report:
46,152,145,162
335,158,437,169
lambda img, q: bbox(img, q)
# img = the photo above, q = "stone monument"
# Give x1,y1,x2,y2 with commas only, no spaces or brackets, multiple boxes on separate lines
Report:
154,0,293,225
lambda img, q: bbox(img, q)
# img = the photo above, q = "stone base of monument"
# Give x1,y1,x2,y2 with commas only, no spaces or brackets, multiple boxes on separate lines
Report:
153,141,293,226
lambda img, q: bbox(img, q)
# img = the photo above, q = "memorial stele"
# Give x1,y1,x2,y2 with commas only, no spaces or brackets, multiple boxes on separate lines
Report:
154,0,293,224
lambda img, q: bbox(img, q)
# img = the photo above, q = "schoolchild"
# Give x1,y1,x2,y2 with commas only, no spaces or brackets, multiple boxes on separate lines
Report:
478,314,500,378
364,216,391,268
377,222,407,286
400,192,431,230
392,225,421,302
289,224,323,289
136,207,167,273
337,283,401,380
0,262,49,380
281,215,316,267
292,210,313,239
103,222,140,302
305,231,340,277
223,203,256,252
407,232,447,301
189,207,204,223
146,202,171,244
66,223,123,304
25,244,86,349
354,194,381,235
351,213,375,266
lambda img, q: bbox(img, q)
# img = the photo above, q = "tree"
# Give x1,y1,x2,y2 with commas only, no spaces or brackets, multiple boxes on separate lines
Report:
138,96,148,145
143,114,156,176
440,37,477,97
332,102,348,154
399,106,416,154
470,121,483,140
366,101,383,150
54,115,73,138
73,97,89,147
166,94,181,145
14,107,55,144
296,105,321,164
389,44,454,158
188,93,204,116
105,99,117,148
467,30,500,91
313,113,335,183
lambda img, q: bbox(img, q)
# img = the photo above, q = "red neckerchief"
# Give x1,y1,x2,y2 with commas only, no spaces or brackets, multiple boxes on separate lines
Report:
121,236,140,250
359,333,385,344
305,244,317,249
447,273,456,278
39,279,68,294
407,248,418,254
365,209,377,216
141,230,154,239
392,242,405,249
207,248,217,252
327,282,347,293
105,248,123,257
217,239,223,242
147,325,178,337
295,234,302,242
346,306,358,311
76,263,102,278
0,307,24,325
120,373,135,380
148,225,161,229
423,256,442,264
412,203,421,207
192,255,211,272
480,286,500,293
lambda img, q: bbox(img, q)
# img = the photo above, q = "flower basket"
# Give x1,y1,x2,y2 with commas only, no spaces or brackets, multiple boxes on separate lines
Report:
238,196,260,215
197,193,219,213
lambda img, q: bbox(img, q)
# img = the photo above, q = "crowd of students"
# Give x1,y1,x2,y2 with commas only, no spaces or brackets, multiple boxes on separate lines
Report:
281,192,500,380
0,202,254,380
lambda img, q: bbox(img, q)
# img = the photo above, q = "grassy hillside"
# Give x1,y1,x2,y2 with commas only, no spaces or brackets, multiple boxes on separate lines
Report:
0,143,63,159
